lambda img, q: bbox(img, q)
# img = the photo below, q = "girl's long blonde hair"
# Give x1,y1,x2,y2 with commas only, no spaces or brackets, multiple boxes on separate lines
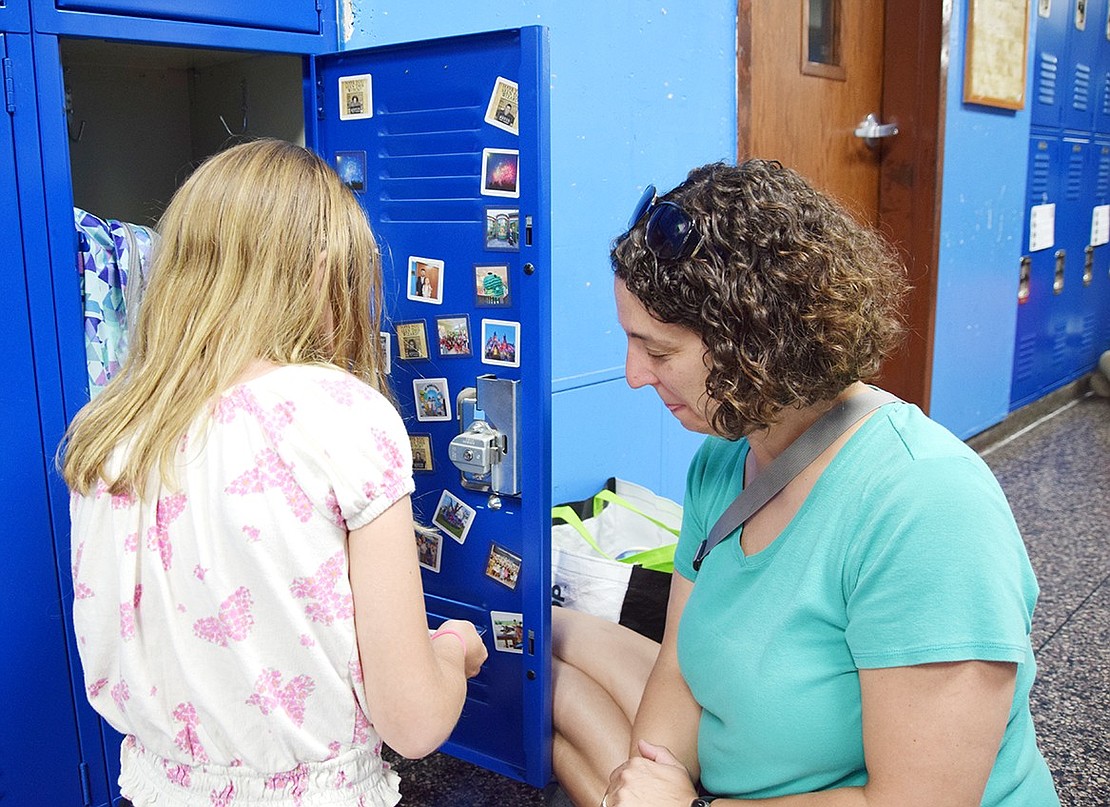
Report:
62,139,389,498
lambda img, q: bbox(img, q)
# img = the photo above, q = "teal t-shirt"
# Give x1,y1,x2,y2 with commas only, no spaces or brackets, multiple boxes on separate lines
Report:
675,401,1059,805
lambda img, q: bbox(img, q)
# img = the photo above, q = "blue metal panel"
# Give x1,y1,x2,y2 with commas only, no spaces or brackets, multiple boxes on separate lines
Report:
0,0,30,31
52,0,318,34
1031,0,1071,129
1012,135,1064,408
1059,137,1100,372
313,26,552,787
1,30,107,807
1061,0,1105,132
29,0,336,53
1095,0,1110,135
1085,140,1110,361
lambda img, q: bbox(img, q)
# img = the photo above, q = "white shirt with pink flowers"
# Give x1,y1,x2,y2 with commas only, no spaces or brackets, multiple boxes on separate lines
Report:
71,364,415,806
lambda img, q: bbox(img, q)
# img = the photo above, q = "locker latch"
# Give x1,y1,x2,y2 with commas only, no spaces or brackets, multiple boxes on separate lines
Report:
449,375,522,497
1083,245,1094,286
1017,256,1031,304
1053,250,1066,294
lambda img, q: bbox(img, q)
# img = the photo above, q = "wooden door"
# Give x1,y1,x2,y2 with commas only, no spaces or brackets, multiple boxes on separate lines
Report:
739,0,944,410
747,0,885,222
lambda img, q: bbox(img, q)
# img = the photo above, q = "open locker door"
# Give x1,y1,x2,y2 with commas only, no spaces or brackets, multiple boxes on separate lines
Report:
310,26,553,788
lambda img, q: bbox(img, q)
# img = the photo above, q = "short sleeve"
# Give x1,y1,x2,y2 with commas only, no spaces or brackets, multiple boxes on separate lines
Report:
285,370,416,531
844,456,1037,668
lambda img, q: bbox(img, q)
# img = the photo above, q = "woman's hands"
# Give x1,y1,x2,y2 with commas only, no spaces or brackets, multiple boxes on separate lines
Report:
604,739,699,806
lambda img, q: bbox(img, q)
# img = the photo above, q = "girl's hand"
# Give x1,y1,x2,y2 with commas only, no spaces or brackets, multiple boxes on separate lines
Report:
604,739,698,806
432,619,488,678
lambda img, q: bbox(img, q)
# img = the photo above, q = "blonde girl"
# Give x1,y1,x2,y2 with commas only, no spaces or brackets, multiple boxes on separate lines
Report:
62,139,486,807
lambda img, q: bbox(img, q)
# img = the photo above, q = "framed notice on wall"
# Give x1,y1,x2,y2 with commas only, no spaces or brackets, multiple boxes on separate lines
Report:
963,0,1030,109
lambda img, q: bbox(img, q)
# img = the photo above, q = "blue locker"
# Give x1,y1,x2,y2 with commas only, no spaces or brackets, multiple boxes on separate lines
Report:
23,5,554,801
0,0,29,29
1061,0,1106,133
0,29,97,807
29,0,335,50
1012,135,1065,407
1094,2,1110,135
1031,0,1072,129
312,29,553,786
1088,140,1110,360
1057,137,1097,375
49,0,320,34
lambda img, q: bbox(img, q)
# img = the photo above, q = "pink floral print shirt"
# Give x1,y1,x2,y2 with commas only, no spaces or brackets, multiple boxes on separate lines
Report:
71,365,415,806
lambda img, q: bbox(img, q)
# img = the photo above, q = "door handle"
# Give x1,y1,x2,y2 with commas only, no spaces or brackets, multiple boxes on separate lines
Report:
854,113,899,148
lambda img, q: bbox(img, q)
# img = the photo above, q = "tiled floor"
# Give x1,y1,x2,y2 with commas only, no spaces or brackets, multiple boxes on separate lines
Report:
390,386,1110,806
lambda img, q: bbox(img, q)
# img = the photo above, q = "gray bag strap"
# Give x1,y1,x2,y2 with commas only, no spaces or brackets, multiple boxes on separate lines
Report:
691,388,900,571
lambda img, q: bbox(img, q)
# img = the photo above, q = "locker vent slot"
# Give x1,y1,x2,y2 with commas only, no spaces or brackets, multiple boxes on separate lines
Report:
378,104,490,223
1072,63,1091,112
1037,53,1058,106
1081,313,1096,354
1030,151,1052,201
1051,322,1068,371
1013,331,1036,383
1066,152,1084,201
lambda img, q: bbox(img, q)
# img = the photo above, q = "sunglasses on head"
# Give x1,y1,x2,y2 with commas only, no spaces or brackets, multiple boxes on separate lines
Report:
623,184,703,261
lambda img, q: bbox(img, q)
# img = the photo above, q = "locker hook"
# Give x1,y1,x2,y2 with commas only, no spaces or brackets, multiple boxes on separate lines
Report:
64,84,85,143
219,79,250,137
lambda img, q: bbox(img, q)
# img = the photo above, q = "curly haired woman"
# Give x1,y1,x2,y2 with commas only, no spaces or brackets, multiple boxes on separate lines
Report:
551,160,1058,807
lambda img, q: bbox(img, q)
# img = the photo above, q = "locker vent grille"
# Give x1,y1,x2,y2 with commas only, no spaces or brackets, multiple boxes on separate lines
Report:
1072,63,1091,112
1013,331,1036,382
378,103,491,223
1103,72,1110,115
1066,152,1084,200
1030,152,1052,200
1051,322,1068,371
1037,53,1058,106
1080,313,1095,355
1098,152,1110,197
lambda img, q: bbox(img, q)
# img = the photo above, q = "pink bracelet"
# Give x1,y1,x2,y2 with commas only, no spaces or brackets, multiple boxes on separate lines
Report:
430,628,467,653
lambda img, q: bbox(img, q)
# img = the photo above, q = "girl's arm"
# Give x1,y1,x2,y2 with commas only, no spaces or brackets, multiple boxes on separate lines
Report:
349,494,486,759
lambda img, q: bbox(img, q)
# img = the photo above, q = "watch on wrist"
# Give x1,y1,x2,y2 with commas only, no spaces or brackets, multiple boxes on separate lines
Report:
691,799,716,807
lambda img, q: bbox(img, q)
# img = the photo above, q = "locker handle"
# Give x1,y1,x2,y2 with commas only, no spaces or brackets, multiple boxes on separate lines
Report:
1083,245,1093,286
1053,250,1065,295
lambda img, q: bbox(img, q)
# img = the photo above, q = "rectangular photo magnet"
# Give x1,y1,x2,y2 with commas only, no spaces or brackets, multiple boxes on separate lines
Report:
484,208,520,251
432,489,477,545
408,256,445,305
485,543,522,590
338,73,373,121
480,319,520,367
436,315,472,358
413,378,452,422
394,321,429,361
484,76,519,135
416,529,442,573
490,611,524,654
481,148,520,198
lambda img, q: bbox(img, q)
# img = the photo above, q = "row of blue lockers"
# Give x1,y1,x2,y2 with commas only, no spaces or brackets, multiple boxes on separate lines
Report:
1013,0,1110,407
1031,0,1110,135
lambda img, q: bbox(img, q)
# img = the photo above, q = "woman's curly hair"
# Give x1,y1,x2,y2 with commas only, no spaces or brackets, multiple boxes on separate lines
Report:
611,160,909,440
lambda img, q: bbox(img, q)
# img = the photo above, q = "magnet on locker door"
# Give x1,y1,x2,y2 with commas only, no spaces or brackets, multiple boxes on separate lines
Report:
413,377,451,422
432,489,477,545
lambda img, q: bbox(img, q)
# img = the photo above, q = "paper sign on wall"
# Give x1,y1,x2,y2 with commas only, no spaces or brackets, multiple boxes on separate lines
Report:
1029,203,1056,252
1091,204,1110,247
